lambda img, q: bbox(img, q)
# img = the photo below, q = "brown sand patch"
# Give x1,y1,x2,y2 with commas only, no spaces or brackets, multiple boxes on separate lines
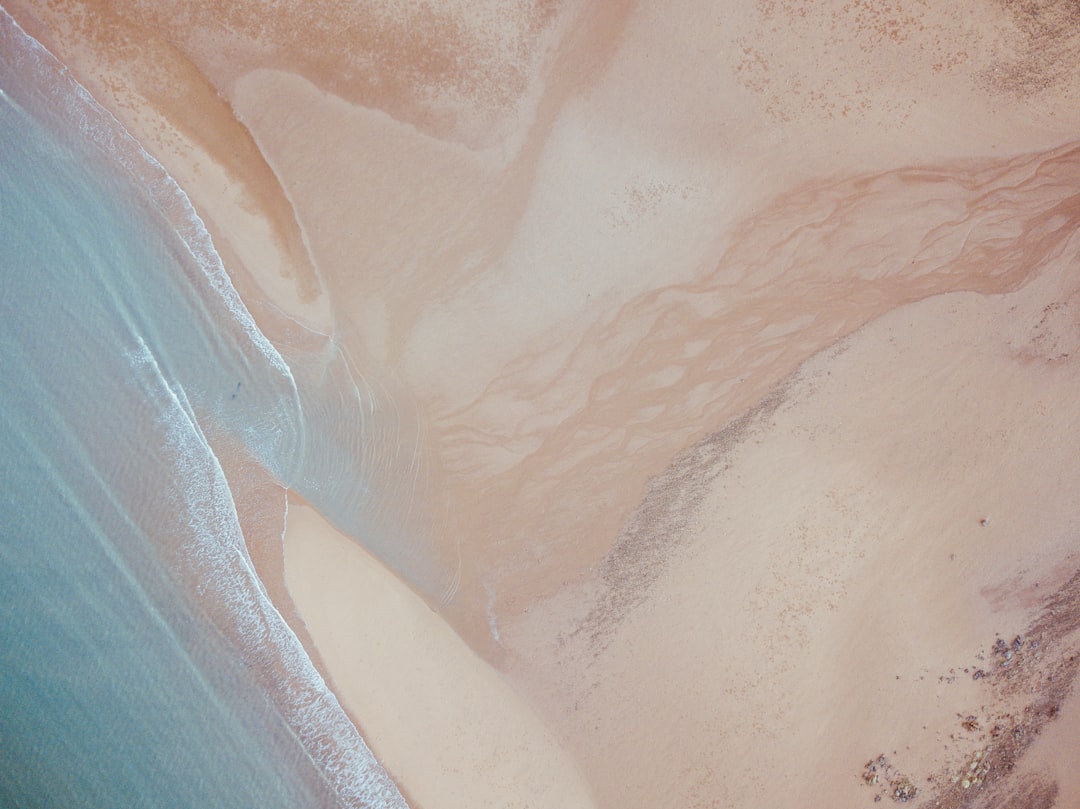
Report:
978,0,1080,99
986,773,1059,809
29,0,582,147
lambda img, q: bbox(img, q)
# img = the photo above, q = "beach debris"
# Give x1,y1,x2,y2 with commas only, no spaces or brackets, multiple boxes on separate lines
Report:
861,755,918,802
979,516,990,527
862,754,887,785
956,748,991,790
857,574,1080,809
891,775,918,802
989,634,1030,670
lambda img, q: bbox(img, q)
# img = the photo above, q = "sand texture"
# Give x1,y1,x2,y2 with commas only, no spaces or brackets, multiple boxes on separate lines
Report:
10,0,1080,806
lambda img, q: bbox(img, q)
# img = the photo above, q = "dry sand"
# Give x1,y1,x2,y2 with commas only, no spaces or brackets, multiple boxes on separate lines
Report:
10,0,1080,806
282,498,597,809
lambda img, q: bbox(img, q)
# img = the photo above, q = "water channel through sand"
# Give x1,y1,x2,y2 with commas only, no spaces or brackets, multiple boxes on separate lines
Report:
9,0,1080,806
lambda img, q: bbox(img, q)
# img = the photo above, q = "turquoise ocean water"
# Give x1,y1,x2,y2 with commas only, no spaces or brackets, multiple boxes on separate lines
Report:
0,9,416,808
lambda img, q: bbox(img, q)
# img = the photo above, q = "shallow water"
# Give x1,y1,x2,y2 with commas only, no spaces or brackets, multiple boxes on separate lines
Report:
0,10,407,808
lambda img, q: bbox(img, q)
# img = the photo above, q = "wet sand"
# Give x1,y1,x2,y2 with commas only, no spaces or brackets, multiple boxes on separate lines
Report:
9,0,1080,806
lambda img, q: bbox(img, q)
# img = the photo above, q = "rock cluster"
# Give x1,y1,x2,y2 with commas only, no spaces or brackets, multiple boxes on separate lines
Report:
857,568,1080,809
953,748,991,790
892,777,918,802
861,755,918,802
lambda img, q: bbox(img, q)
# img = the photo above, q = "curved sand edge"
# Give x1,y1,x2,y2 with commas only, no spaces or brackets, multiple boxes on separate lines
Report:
10,1,1080,806
282,498,598,809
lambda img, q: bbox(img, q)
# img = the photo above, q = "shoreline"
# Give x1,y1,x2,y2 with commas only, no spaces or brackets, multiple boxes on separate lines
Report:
282,496,597,809
8,1,1080,806
0,8,410,806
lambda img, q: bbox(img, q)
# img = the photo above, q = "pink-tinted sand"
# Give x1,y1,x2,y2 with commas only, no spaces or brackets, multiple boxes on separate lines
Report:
11,0,1080,806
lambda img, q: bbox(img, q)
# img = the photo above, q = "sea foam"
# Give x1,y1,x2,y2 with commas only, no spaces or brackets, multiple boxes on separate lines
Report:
1,7,408,807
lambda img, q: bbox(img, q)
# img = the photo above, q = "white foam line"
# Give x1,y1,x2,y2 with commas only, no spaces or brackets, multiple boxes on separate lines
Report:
0,12,408,805
127,335,408,808
0,8,300,409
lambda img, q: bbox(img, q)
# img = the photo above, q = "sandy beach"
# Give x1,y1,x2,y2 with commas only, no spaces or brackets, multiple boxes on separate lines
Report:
9,0,1080,806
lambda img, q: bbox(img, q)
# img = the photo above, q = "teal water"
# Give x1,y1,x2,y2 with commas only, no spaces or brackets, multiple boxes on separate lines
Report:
0,10,410,808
